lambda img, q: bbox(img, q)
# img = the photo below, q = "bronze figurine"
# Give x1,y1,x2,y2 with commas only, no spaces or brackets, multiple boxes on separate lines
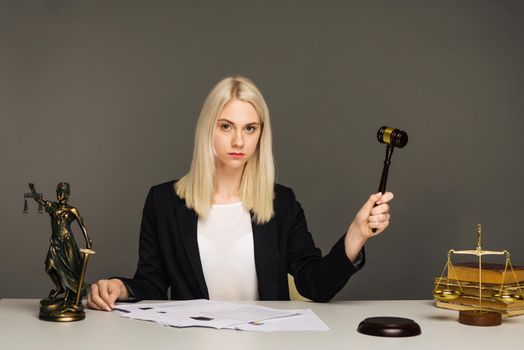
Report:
26,182,95,321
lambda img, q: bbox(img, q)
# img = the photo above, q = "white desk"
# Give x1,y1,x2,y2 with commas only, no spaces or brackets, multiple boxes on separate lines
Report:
0,299,522,350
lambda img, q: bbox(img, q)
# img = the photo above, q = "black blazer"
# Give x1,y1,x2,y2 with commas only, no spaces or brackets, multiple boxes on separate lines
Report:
120,180,364,302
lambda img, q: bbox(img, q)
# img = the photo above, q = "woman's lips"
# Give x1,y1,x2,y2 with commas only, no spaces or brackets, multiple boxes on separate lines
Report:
228,153,245,159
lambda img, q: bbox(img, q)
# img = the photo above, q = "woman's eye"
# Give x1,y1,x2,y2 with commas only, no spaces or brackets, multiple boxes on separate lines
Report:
246,126,257,133
220,123,231,131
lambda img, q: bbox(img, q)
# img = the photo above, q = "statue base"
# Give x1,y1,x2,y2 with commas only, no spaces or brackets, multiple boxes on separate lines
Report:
39,298,85,322
458,310,501,327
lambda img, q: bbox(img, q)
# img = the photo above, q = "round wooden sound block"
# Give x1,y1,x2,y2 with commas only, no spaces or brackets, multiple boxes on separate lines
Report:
357,317,421,337
458,310,502,326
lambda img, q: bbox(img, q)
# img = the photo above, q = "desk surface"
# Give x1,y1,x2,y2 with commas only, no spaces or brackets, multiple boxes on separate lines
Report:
1,299,522,350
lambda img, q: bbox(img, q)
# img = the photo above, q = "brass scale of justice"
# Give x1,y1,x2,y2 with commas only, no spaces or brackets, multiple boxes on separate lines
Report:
432,224,524,326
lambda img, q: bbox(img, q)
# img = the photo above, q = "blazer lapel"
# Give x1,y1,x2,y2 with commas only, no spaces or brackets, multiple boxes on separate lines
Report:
175,205,209,299
251,215,280,300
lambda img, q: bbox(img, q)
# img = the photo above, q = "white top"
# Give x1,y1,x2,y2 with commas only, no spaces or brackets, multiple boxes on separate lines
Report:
197,201,259,301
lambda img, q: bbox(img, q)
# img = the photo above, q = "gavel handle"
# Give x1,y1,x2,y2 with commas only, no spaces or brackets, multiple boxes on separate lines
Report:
372,146,394,233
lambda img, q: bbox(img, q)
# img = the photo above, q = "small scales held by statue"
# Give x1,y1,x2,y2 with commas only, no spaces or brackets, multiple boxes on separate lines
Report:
24,182,95,322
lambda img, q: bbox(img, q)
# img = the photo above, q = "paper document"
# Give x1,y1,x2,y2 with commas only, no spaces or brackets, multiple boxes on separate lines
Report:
114,299,329,331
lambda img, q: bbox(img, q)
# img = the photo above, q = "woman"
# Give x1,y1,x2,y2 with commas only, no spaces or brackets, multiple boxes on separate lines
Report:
87,76,392,311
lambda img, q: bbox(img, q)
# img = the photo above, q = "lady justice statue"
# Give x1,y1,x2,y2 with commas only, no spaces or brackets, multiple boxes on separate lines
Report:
26,182,95,321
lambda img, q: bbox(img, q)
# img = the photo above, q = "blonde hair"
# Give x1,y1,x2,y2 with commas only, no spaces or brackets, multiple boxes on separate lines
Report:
175,76,275,224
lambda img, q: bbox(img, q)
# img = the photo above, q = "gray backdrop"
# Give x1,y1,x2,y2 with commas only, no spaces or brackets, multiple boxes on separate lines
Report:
1,0,523,300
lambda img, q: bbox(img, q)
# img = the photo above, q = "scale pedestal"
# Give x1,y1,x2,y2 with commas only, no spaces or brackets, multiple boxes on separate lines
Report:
459,310,501,327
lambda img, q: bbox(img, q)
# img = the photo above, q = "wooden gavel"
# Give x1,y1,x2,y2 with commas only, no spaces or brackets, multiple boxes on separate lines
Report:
372,127,408,233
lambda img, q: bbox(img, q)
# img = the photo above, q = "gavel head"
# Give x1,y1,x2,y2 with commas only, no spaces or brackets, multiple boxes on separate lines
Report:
377,126,408,148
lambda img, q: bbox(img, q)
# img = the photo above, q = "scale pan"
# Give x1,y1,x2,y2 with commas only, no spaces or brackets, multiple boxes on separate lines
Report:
433,289,462,301
493,292,524,303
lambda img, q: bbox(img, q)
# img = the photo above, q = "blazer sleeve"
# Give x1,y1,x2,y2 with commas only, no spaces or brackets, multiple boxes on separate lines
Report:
118,186,169,301
286,187,365,302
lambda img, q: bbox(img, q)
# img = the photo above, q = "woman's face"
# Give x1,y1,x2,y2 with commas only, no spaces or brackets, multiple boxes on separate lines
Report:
213,99,261,171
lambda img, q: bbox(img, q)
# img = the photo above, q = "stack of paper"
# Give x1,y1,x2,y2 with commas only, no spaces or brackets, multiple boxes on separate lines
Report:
114,299,329,332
